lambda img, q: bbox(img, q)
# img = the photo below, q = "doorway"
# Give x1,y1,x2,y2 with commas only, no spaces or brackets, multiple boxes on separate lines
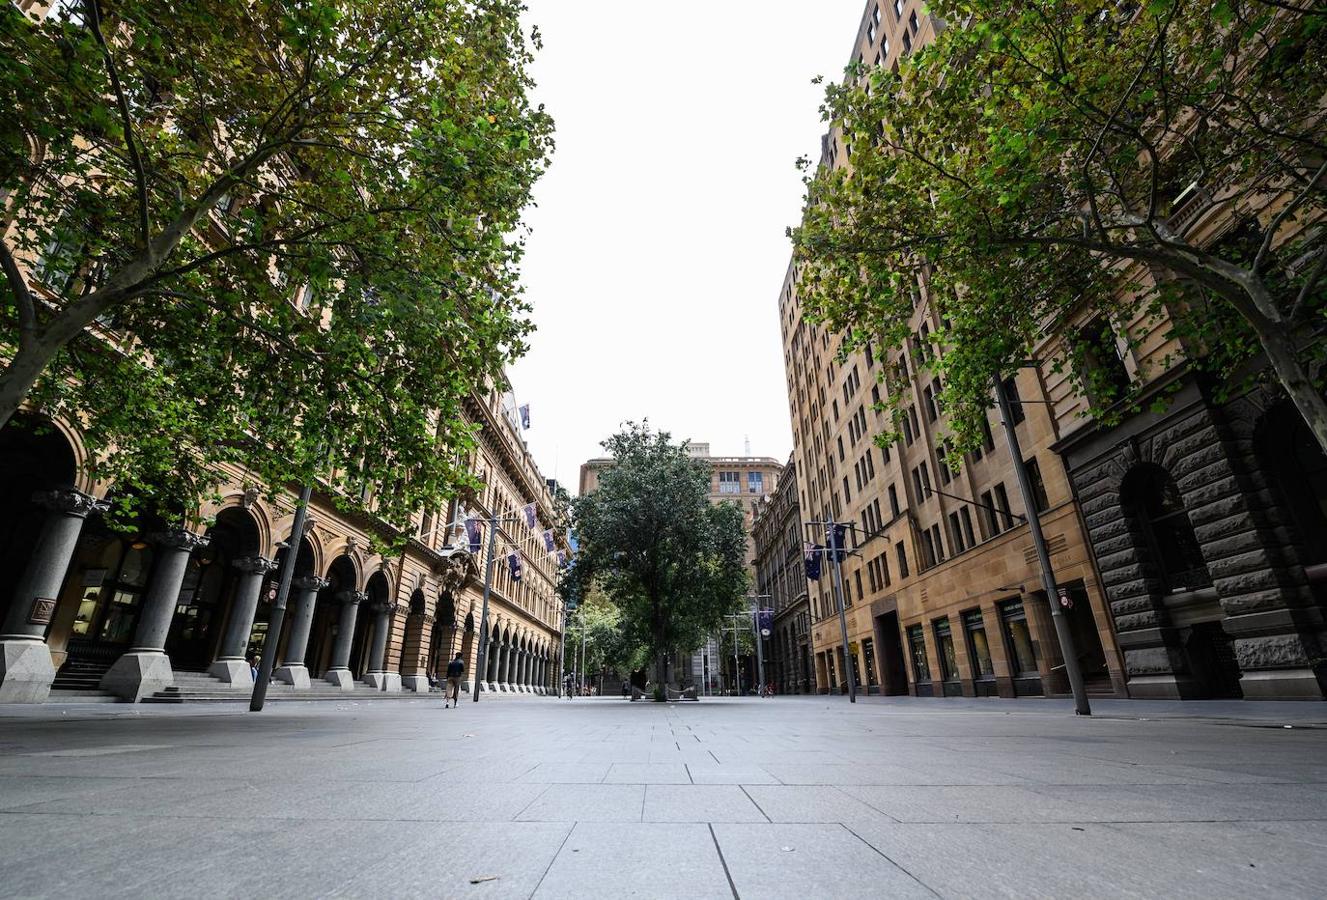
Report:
875,611,909,695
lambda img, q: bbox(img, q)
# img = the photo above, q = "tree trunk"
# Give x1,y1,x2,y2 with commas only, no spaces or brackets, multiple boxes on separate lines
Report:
653,651,667,702
0,340,62,432
1250,317,1327,457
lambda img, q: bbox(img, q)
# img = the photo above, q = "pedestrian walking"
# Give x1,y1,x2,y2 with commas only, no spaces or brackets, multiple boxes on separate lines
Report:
563,672,574,699
445,653,464,707
248,654,259,682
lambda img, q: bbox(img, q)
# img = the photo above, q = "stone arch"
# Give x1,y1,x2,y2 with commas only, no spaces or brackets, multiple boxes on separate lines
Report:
307,555,358,677
358,570,392,680
322,541,364,591
398,587,432,690
200,488,276,560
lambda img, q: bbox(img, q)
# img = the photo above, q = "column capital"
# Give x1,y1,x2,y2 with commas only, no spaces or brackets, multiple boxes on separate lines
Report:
335,590,367,606
293,575,330,593
151,528,210,553
32,488,107,519
232,556,278,576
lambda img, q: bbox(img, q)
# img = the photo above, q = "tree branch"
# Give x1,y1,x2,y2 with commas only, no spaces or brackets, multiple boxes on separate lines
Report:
0,237,38,348
1256,159,1327,272
84,0,151,246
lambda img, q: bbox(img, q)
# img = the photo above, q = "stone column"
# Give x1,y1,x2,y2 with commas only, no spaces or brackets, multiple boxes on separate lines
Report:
324,590,365,689
363,603,401,692
480,637,496,690
101,528,209,702
524,652,534,691
505,644,518,691
274,576,328,689
496,641,509,690
538,655,546,694
208,556,277,685
1,489,106,703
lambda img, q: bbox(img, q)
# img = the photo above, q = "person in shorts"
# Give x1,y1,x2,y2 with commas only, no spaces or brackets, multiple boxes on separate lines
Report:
445,653,464,707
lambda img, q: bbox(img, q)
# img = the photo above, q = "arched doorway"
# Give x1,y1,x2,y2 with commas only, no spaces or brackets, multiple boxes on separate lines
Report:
1256,402,1327,596
309,556,358,677
0,415,78,626
165,507,261,671
1122,463,1239,698
427,589,458,681
354,571,390,678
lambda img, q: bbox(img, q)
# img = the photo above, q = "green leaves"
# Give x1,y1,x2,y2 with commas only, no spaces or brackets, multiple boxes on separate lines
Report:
0,0,554,536
791,0,1327,455
568,424,750,664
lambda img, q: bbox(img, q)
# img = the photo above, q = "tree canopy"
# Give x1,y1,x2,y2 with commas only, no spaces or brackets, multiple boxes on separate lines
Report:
793,0,1327,454
564,424,749,697
0,0,553,531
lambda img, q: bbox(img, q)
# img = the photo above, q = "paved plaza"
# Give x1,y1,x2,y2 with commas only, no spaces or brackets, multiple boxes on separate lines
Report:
1,695,1325,899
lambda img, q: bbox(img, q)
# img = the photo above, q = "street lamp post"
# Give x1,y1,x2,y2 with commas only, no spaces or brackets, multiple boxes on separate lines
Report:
251,483,313,712
805,522,857,703
746,593,772,696
993,376,1091,716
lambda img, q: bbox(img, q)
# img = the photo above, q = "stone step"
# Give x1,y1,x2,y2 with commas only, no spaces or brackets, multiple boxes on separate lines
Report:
46,688,123,704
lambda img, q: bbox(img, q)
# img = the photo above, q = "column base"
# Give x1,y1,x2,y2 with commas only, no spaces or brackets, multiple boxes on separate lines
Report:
401,675,429,692
364,672,401,692
274,664,310,689
100,650,174,703
0,638,56,704
207,658,253,687
1239,668,1326,700
324,668,354,690
460,680,473,694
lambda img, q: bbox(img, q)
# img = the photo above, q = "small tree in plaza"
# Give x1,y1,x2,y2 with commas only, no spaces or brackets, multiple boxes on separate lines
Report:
566,424,749,700
793,0,1327,454
0,0,553,527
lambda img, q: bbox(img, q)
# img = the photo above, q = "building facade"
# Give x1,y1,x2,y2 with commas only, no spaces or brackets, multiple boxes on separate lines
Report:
778,0,1128,701
0,386,566,703
780,0,1326,702
752,456,812,694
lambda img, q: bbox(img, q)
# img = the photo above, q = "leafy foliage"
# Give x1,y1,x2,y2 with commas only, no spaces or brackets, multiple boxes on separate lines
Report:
565,424,749,689
0,0,553,533
792,0,1327,454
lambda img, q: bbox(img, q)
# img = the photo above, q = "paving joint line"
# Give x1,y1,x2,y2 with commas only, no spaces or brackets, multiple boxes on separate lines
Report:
526,823,575,900
707,823,741,899
840,822,941,897
738,785,772,823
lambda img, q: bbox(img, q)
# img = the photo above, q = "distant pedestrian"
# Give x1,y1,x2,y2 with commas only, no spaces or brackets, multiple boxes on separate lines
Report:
563,672,575,699
445,653,464,707
248,654,259,682
621,680,630,698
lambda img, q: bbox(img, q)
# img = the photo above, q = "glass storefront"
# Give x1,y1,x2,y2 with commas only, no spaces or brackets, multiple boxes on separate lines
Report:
906,624,932,696
934,617,961,696
1000,599,1042,695
963,608,997,696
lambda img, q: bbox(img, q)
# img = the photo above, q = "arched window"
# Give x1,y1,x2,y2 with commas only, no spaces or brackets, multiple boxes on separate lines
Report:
1122,464,1211,594
1256,404,1327,567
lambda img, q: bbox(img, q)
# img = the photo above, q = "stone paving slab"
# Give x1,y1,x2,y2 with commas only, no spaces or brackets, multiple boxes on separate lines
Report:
1,695,1325,898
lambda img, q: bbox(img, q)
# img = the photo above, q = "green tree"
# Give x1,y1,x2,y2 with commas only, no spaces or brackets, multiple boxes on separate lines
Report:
0,0,553,528
565,584,648,688
566,424,749,700
793,0,1327,454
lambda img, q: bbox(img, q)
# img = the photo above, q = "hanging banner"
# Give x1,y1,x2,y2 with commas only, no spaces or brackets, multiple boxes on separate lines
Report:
465,518,483,554
523,503,538,529
508,552,522,582
804,543,822,581
543,529,556,553
519,404,531,430
825,523,848,561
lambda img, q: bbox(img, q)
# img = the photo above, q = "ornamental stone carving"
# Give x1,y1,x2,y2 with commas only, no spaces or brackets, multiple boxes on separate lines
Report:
241,486,261,509
32,488,108,519
335,590,367,606
152,528,211,552
292,575,330,593
233,556,278,576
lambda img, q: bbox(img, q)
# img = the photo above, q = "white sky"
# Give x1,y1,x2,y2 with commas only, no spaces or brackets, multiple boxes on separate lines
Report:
509,1,865,492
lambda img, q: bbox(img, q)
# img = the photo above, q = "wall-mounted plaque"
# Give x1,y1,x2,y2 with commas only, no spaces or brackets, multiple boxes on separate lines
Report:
29,598,56,625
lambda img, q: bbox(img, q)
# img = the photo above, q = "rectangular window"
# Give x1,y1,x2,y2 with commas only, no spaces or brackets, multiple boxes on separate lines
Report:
889,484,900,518
937,444,952,485
1003,375,1026,425
1000,600,1038,676
949,511,966,553
963,609,995,680
1025,457,1050,512
854,569,864,601
981,415,996,453
934,617,959,683
893,0,903,20
994,483,1014,529
921,528,936,568
931,523,944,561
923,385,938,422
718,471,741,494
1076,319,1131,406
909,10,919,33
863,637,878,687
907,624,930,683
896,541,909,578
980,490,998,537
960,507,976,548
748,472,764,494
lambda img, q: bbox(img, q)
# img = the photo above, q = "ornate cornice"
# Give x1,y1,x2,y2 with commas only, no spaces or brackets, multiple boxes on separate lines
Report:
33,488,107,519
